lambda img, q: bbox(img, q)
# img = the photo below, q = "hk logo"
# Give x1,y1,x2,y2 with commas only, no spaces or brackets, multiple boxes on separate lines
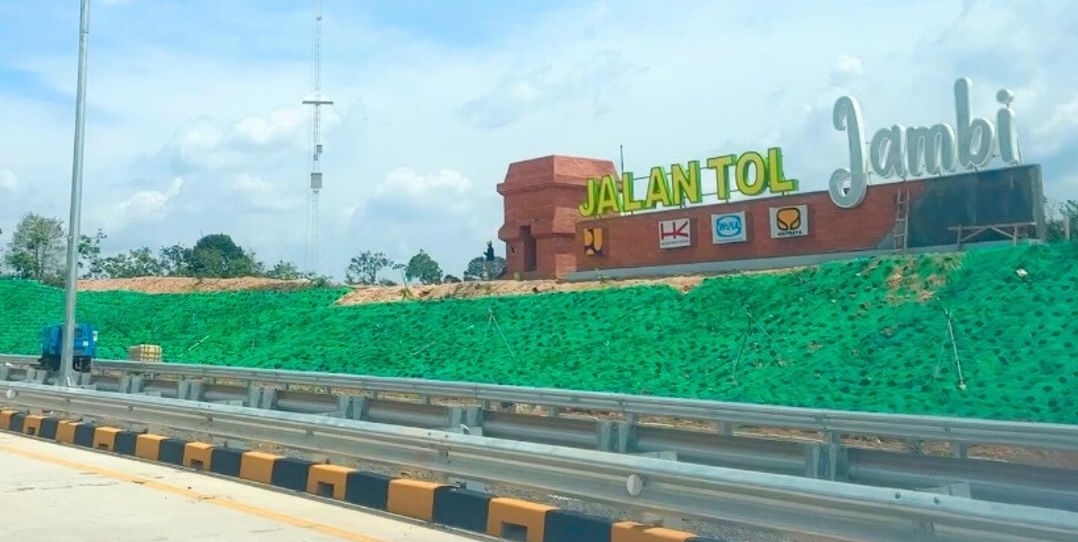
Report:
660,221,689,240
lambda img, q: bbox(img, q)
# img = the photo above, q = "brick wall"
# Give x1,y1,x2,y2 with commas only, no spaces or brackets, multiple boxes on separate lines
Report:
497,155,617,279
496,155,1042,280
573,181,929,271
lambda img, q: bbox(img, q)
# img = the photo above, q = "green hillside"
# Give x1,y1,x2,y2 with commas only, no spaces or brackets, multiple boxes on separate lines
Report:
2,242,1076,424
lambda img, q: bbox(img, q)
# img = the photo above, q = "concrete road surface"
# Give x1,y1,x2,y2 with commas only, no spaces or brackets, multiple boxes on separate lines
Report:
0,431,486,542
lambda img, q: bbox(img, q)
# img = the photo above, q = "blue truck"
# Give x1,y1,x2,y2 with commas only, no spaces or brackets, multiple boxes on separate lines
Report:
37,323,97,373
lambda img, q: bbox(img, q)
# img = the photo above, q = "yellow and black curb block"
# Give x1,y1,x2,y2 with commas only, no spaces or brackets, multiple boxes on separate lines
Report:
0,408,725,542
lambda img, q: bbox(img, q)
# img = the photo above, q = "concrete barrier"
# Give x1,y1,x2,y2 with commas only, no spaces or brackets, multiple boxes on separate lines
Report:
0,407,728,542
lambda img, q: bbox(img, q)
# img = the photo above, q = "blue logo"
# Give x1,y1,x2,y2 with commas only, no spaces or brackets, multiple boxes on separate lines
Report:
714,215,743,238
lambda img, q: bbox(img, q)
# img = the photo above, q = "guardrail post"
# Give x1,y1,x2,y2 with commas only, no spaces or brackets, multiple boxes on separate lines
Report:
247,385,277,409
906,438,925,455
825,431,847,481
596,420,616,452
26,368,47,384
952,442,968,459
446,407,488,492
77,372,93,387
447,406,484,435
178,379,205,401
337,395,368,420
805,443,830,479
639,509,684,531
259,386,277,409
717,421,734,436
119,375,144,394
616,420,635,453
0,364,10,381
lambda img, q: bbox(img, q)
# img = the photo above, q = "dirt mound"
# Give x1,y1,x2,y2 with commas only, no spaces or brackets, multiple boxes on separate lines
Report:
72,269,798,303
77,277,313,294
334,276,707,305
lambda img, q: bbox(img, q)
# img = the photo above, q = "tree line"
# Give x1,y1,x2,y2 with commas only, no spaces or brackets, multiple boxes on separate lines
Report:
0,212,507,287
10,201,1067,287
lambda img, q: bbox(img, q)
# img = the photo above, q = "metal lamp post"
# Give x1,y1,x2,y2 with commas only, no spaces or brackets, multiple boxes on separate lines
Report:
60,0,91,388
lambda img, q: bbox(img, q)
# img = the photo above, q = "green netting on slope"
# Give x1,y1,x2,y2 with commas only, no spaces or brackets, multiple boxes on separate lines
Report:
1,242,1076,423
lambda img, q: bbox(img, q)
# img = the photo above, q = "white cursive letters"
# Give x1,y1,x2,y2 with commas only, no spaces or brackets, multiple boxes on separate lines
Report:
828,96,869,209
830,77,1022,209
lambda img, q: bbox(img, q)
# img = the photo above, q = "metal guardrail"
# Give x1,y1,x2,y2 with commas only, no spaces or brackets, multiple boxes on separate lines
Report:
2,354,1077,513
1,380,1076,542
4,354,1076,452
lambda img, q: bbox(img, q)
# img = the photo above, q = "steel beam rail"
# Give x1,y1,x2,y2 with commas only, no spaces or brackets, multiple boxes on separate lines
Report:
4,354,1078,513
1,381,1075,542
3,354,1075,452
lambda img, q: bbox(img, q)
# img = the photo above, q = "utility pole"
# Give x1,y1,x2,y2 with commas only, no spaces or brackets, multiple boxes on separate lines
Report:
60,0,92,388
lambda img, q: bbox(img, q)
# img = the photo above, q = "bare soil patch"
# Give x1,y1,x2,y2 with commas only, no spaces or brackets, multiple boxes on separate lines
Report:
77,276,313,294
334,276,707,305
74,266,804,304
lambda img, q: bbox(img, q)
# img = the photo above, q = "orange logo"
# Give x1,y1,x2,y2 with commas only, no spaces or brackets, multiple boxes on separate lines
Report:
775,207,802,231
584,228,604,256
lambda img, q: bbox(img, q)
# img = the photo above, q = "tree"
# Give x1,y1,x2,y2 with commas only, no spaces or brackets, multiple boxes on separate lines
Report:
404,249,443,285
4,213,65,281
159,243,193,276
100,247,164,278
463,255,506,281
187,233,257,278
265,260,303,280
1045,199,1078,242
244,247,267,276
77,228,108,279
345,251,394,285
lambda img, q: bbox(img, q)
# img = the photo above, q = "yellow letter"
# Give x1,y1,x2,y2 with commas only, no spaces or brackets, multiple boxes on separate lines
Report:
578,178,600,216
766,147,799,193
595,174,622,215
706,154,735,200
644,166,672,209
735,151,767,196
620,171,643,212
670,161,702,206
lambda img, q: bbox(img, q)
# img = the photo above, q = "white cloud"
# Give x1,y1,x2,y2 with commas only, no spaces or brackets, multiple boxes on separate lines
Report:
376,167,472,198
1,0,1076,280
94,177,183,232
228,173,302,213
829,54,864,87
1032,95,1078,149
0,170,16,193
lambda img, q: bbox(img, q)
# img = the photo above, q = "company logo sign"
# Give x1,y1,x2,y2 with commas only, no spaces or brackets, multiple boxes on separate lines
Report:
659,218,692,249
769,205,808,238
583,228,604,256
711,211,747,244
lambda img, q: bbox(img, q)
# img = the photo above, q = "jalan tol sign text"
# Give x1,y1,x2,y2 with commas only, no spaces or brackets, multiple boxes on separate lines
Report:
578,148,800,217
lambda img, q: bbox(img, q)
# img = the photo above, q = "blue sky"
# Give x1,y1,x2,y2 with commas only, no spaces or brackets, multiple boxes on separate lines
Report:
1,0,1077,280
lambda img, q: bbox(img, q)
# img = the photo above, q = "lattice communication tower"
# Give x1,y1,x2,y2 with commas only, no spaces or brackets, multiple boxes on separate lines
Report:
303,0,333,274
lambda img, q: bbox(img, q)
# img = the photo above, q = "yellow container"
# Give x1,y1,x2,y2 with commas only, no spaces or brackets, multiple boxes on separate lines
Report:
128,344,163,362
